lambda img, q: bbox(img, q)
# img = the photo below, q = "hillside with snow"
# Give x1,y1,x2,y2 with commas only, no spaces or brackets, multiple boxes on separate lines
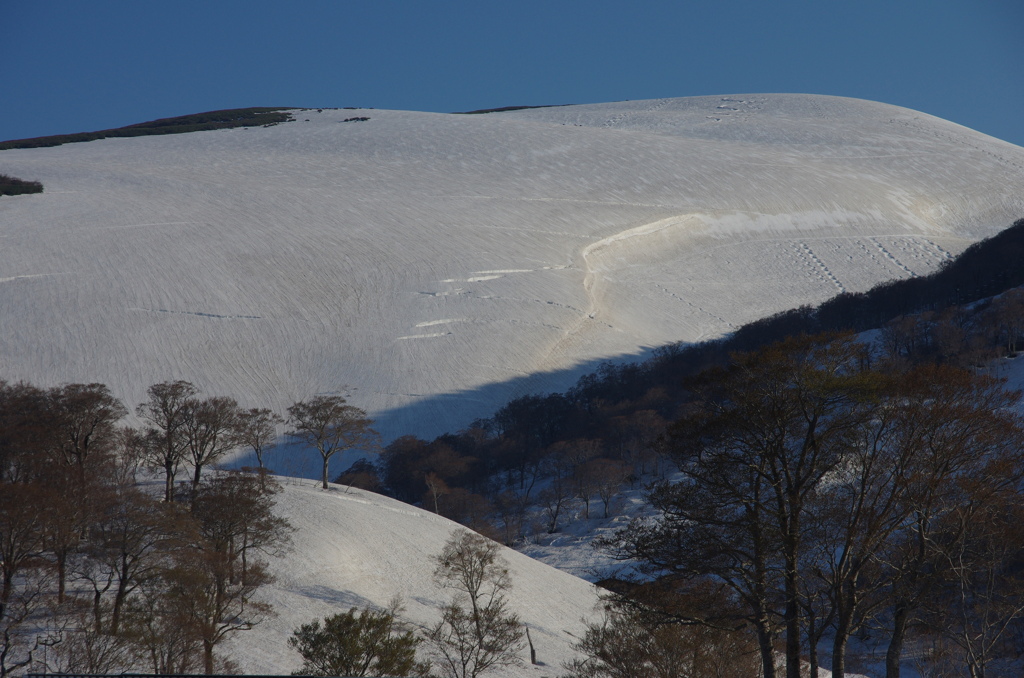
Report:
222,478,601,675
2,94,1023,459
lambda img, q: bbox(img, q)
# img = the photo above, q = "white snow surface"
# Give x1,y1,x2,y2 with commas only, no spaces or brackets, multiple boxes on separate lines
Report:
222,478,602,675
2,94,1024,462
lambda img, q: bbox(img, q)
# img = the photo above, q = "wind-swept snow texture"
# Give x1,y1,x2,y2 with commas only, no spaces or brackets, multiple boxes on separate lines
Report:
223,479,601,674
2,95,1023,450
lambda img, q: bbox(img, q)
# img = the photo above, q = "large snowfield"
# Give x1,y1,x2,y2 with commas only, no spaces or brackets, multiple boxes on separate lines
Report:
3,95,1024,462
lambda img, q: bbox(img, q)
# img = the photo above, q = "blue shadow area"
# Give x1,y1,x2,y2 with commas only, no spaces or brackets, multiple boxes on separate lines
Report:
231,347,661,480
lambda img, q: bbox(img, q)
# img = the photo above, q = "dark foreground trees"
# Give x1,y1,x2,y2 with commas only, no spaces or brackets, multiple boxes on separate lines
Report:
602,334,1024,678
563,599,761,678
0,378,293,674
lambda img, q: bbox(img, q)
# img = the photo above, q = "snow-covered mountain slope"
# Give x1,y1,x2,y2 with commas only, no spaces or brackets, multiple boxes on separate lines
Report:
224,479,601,675
2,95,1023,449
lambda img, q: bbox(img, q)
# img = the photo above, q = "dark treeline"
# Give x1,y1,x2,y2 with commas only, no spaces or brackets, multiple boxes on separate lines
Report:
0,108,294,151
365,328,1024,678
365,219,1024,541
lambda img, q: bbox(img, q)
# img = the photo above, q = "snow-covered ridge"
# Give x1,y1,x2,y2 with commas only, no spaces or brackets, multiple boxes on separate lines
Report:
1,95,1023,457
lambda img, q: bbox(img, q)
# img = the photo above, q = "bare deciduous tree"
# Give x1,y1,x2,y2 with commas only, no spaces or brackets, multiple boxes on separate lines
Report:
44,604,138,674
0,481,53,677
983,288,1024,355
604,335,880,678
288,395,377,490
426,530,525,678
162,548,273,674
924,489,1024,678
137,381,197,502
189,471,292,586
493,491,528,546
590,458,629,519
424,472,450,515
48,383,127,473
236,408,284,471
183,396,241,492
79,487,186,635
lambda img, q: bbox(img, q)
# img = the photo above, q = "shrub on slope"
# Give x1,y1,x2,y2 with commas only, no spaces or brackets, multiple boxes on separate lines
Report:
0,173,43,195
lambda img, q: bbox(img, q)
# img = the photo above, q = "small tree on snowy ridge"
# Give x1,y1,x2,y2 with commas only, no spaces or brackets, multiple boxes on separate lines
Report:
287,395,378,490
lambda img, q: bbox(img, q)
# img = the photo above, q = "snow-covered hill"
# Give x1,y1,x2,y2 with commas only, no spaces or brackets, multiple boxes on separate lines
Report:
224,478,601,675
2,95,1023,459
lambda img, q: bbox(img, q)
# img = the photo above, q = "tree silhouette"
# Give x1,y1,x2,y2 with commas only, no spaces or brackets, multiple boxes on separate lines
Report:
287,396,377,490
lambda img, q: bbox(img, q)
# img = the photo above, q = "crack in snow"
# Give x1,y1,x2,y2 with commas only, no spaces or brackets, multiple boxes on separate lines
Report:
129,307,262,319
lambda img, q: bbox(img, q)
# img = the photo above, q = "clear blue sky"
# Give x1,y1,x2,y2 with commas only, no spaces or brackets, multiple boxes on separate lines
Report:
3,0,1023,146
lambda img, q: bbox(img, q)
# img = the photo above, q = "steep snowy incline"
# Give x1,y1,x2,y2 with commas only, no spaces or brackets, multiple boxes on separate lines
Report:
224,479,601,674
1,95,1023,450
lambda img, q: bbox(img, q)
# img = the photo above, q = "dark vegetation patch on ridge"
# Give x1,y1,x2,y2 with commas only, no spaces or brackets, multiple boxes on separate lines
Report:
0,173,43,196
453,103,572,115
0,107,295,151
